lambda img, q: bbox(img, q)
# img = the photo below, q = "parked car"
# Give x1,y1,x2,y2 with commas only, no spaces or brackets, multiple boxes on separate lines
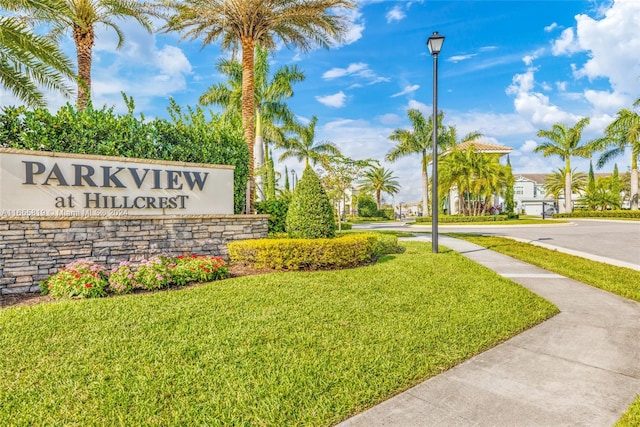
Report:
541,206,557,217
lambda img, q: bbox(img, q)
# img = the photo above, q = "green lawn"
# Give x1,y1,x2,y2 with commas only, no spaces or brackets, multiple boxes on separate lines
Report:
0,242,556,426
451,234,640,424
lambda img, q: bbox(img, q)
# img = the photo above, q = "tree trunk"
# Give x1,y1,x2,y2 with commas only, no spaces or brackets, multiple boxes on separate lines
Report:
241,38,256,213
73,25,94,111
565,160,572,213
254,108,264,202
631,153,638,210
422,151,429,216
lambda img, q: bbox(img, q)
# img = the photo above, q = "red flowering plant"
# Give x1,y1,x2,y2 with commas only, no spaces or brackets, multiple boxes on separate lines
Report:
41,260,108,299
170,255,228,286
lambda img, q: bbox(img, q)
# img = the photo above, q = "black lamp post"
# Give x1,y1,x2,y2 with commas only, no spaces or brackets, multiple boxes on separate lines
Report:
427,31,444,254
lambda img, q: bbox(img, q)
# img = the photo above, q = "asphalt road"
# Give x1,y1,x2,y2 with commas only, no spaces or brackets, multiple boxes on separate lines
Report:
355,219,640,270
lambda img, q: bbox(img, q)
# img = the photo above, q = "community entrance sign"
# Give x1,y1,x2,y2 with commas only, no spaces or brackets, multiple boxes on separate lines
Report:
0,149,234,217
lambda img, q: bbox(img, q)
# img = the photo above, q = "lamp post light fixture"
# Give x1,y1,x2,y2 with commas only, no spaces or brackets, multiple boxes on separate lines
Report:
291,169,296,190
427,31,444,254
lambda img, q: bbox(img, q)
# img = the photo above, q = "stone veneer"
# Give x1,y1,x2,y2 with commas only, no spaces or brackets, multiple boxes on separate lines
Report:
0,215,268,295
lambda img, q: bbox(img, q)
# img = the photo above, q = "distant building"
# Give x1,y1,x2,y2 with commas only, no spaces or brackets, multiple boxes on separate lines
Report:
513,173,612,215
512,174,556,215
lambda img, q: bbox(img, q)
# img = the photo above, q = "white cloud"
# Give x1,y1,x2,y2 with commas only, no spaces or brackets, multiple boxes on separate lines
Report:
506,68,580,127
341,9,365,45
391,85,419,98
156,46,192,77
520,140,538,153
322,62,389,86
316,91,346,108
322,62,369,79
386,5,406,23
583,89,628,113
556,81,568,91
407,99,429,115
522,48,544,67
551,28,580,55
571,0,640,97
448,111,535,138
377,113,402,125
544,22,559,32
448,54,477,63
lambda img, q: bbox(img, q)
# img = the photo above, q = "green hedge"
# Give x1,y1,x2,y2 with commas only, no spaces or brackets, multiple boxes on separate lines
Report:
0,97,250,214
228,234,400,270
415,215,510,223
554,210,640,219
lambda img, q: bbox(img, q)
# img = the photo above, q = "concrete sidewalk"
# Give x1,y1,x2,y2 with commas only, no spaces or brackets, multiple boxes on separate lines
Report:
337,235,640,427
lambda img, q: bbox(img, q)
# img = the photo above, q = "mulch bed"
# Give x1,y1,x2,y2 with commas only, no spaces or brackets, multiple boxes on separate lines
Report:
0,262,275,309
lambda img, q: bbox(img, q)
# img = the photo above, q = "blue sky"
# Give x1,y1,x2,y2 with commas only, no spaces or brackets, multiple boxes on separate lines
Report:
2,0,640,204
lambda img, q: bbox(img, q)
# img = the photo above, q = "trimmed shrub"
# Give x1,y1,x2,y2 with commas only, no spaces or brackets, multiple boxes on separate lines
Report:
372,234,403,258
415,215,510,223
286,166,336,238
228,233,400,270
256,198,290,234
357,195,378,218
555,210,640,219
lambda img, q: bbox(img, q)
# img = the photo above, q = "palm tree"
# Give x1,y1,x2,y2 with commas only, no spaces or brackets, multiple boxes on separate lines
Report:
28,0,156,110
280,116,340,167
581,178,622,211
199,45,304,200
0,11,75,106
387,109,440,216
543,168,587,205
359,166,400,209
440,147,508,216
534,117,592,213
593,98,640,210
163,0,355,213
443,125,483,151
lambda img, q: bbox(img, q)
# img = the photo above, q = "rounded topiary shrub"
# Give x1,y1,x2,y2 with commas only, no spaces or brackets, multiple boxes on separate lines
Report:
357,194,378,217
286,166,336,238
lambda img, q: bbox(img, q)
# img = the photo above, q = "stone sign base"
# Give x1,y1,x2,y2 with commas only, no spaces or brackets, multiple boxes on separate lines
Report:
0,215,268,295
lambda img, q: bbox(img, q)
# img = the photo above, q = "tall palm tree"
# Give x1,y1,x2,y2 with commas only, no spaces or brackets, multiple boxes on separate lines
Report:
30,0,156,110
199,45,304,200
593,98,640,210
387,109,441,216
534,117,592,213
280,116,340,167
359,166,400,209
0,3,75,106
163,0,355,213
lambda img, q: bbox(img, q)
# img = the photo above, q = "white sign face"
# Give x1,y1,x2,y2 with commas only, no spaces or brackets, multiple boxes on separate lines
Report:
0,149,235,217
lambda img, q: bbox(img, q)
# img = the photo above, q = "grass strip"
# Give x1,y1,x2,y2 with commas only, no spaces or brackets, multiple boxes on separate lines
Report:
451,233,640,424
0,242,556,426
452,234,640,303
